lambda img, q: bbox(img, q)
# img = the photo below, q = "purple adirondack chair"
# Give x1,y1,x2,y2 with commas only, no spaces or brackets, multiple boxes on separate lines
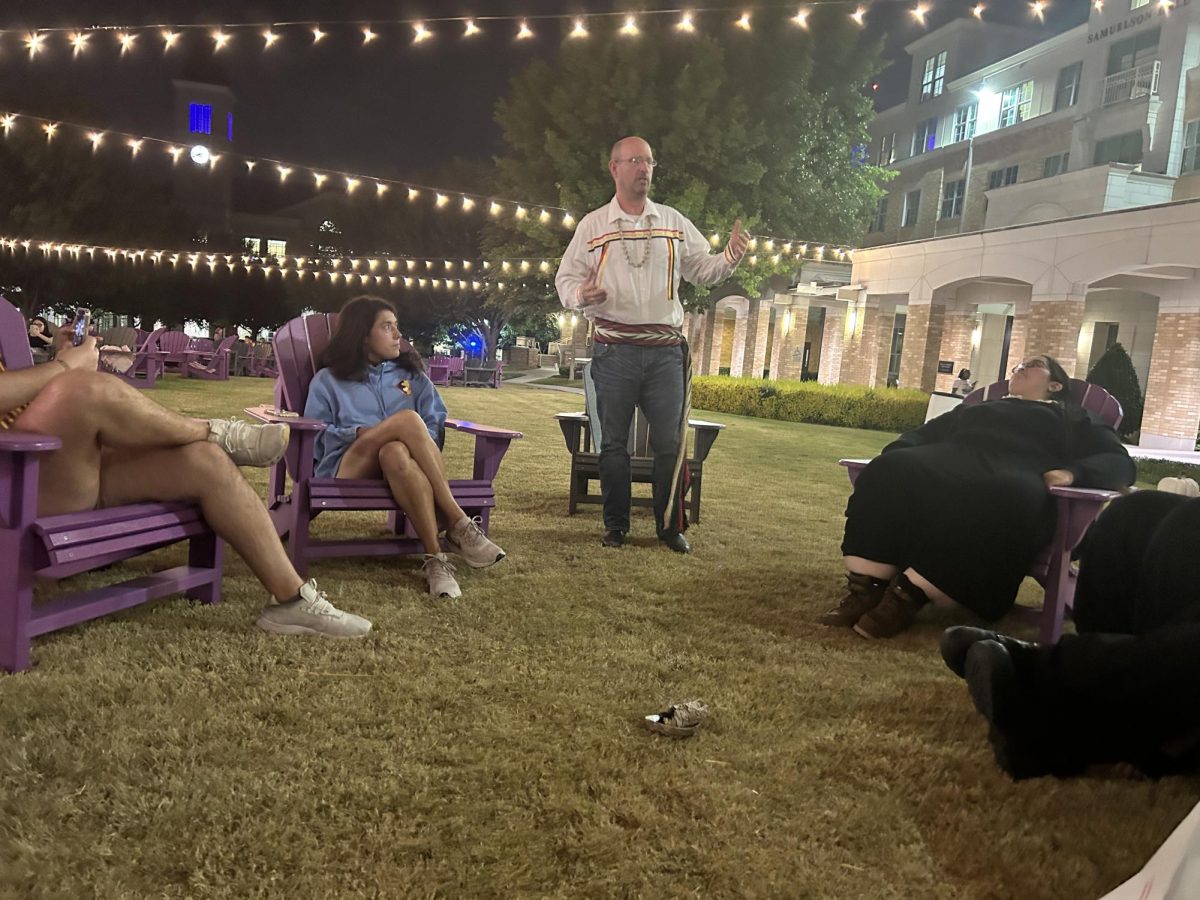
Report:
428,355,452,387
98,326,167,388
183,335,238,380
839,377,1124,643
0,296,223,672
244,313,522,577
157,330,192,373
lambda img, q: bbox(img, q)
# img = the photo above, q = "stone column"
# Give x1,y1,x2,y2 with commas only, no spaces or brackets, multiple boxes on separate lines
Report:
1141,309,1200,450
838,301,882,386
935,311,976,393
707,310,727,376
768,300,809,380
728,303,750,376
817,305,847,385
693,308,717,375
742,298,771,379
1027,293,1086,376
898,303,946,392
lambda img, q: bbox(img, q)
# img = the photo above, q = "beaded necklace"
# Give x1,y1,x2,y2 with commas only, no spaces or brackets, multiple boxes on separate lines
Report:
616,221,650,269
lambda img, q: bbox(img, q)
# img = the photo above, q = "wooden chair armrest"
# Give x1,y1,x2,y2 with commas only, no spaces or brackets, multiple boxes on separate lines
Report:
0,430,63,453
687,418,726,430
838,458,872,467
555,412,589,453
244,405,327,431
688,420,726,462
445,418,524,440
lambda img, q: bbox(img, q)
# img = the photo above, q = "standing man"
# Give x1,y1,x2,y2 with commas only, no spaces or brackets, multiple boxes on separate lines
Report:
555,136,748,552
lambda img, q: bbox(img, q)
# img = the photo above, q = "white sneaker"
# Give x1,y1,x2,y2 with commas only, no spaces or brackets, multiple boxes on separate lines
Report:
422,553,462,598
446,516,506,569
208,417,290,467
256,579,373,638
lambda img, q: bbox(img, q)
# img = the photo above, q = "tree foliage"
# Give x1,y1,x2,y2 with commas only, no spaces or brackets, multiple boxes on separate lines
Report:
1086,342,1144,438
488,9,888,314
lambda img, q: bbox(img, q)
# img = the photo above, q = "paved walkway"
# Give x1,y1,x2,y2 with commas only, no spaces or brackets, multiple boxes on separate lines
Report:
1126,445,1200,466
503,366,584,395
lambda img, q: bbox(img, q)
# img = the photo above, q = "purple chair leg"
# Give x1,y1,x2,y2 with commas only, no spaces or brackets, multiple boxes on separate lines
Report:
0,533,33,673
185,532,225,605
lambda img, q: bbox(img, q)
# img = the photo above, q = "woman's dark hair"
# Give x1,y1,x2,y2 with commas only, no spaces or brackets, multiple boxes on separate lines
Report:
958,368,971,380
318,295,425,381
31,316,49,328
1040,354,1074,406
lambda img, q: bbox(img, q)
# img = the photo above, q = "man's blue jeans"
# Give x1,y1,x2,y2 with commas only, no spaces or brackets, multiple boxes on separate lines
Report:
589,342,685,536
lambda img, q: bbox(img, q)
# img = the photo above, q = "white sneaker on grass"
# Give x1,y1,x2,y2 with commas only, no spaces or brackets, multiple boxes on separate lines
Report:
446,516,506,569
208,417,290,467
256,579,372,638
423,553,462,598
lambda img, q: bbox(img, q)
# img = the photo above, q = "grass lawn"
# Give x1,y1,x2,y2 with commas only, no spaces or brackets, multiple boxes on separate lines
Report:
2,375,1197,898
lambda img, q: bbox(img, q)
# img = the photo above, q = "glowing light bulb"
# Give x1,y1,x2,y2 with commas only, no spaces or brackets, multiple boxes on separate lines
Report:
167,145,183,162
1030,0,1047,19
436,193,449,207
128,138,143,157
464,19,481,36
312,27,326,44
462,196,475,211
516,20,533,39
43,122,58,141
278,165,292,182
375,182,388,196
408,188,420,201
489,201,503,216
119,32,137,54
736,12,752,30
213,30,231,51
245,160,256,172
70,31,90,55
313,173,328,188
24,32,45,58
677,12,696,32
263,29,279,48
851,7,866,25
539,209,551,223
362,27,377,45
88,131,105,149
346,177,360,194
562,213,576,228
413,23,432,43
792,8,810,27
515,205,528,219
621,15,639,35
911,3,929,23
570,19,588,38
973,3,986,16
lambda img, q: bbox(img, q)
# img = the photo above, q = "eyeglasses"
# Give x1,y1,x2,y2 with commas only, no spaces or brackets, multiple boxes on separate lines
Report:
614,156,657,168
1011,359,1048,374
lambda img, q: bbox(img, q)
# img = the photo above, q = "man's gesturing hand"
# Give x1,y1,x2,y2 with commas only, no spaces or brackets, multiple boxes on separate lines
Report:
578,266,607,307
727,218,750,262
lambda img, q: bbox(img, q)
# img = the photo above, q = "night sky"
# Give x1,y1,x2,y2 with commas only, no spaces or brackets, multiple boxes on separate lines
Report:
0,0,1090,183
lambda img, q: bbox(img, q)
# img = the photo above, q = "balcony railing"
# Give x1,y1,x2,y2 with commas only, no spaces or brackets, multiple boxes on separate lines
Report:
1102,60,1161,107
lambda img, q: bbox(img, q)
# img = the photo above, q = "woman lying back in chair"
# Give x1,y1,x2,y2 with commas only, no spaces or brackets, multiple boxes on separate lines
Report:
822,354,1135,640
305,296,506,598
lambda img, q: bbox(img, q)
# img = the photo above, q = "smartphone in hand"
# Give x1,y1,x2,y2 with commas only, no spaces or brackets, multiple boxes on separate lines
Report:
69,307,92,346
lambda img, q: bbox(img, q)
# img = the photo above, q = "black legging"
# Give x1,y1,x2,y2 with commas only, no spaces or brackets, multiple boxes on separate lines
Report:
1016,492,1200,775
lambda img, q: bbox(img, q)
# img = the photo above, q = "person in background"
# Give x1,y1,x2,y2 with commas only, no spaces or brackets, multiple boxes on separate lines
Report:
951,368,974,397
28,316,55,354
304,296,506,599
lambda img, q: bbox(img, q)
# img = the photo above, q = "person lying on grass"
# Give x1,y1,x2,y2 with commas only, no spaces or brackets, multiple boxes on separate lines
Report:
940,486,1200,779
822,353,1135,640
304,295,505,599
1,327,372,639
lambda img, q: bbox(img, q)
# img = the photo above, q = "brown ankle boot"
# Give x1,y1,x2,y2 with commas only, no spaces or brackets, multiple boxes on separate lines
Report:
853,577,929,639
818,573,889,627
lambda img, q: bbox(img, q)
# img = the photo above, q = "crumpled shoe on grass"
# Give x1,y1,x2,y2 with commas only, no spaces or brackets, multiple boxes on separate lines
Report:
643,699,709,738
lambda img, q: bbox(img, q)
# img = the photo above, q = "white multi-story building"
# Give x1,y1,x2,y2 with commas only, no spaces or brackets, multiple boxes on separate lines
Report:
839,0,1200,450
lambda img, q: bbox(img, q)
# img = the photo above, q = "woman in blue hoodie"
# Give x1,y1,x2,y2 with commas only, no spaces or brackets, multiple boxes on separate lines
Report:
305,296,505,598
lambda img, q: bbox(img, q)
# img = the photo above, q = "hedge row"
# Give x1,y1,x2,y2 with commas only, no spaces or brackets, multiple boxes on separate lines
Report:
690,376,929,432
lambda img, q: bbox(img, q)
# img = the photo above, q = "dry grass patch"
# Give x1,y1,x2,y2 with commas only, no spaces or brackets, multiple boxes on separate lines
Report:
1,375,1196,898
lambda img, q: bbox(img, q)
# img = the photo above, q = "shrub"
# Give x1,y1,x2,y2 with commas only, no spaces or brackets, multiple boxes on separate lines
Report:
1086,343,1143,438
691,376,928,432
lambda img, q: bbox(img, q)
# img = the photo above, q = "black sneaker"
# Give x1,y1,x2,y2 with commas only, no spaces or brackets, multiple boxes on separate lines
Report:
941,626,1037,679
602,530,625,548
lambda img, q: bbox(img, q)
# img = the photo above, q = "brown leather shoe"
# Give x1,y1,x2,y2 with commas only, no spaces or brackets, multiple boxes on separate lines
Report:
853,578,929,639
817,573,889,627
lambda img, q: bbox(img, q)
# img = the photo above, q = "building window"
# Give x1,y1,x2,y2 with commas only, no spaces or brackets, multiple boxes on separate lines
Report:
1182,121,1200,174
998,81,1034,128
869,197,888,232
987,165,1019,189
266,239,287,258
1094,131,1143,165
920,50,947,101
1054,62,1082,111
188,103,212,135
1107,27,1159,75
878,132,895,165
940,179,965,219
901,189,921,227
227,112,234,142
1042,152,1070,178
911,117,938,156
242,237,262,255
951,103,977,143
1130,0,1149,9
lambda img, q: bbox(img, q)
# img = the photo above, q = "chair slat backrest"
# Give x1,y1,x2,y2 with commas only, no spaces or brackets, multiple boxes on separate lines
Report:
158,331,191,353
102,326,139,349
962,378,1123,428
0,296,35,372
